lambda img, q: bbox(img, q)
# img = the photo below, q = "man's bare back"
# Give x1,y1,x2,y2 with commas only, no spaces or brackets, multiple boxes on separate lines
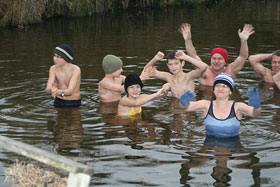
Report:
98,74,125,103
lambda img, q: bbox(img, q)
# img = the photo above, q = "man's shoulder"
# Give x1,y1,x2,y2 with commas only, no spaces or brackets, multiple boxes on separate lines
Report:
200,66,214,78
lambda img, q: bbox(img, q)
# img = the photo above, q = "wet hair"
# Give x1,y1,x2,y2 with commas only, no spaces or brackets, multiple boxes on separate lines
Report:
272,49,280,57
166,51,183,63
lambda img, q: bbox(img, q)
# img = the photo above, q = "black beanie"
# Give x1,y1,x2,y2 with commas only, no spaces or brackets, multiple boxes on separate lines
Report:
54,44,74,62
124,74,143,92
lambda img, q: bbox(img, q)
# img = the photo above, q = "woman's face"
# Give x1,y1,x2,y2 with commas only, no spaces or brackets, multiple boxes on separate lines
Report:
214,83,232,98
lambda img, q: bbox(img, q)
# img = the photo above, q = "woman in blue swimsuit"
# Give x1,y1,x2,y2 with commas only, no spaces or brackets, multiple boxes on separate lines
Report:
179,73,261,137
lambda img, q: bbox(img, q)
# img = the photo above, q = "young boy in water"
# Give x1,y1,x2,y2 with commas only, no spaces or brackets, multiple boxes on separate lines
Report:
144,50,207,98
117,74,170,116
98,54,155,103
45,44,81,108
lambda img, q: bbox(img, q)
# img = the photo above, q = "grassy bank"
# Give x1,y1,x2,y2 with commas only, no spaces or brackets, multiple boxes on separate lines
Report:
0,0,209,27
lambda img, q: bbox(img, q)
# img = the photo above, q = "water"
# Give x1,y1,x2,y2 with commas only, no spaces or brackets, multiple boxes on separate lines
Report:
1,1,280,186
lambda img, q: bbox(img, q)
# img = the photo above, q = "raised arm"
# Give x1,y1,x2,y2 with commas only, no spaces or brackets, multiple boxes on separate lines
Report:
228,24,255,74
175,51,207,70
236,87,261,118
179,90,209,115
249,53,273,78
236,102,261,118
141,51,172,82
143,51,165,69
139,66,157,81
178,23,201,60
175,50,207,78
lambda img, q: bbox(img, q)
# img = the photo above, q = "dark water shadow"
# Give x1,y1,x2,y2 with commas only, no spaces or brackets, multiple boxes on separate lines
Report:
47,108,83,155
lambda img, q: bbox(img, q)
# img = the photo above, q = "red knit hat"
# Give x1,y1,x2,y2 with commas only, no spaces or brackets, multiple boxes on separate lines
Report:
210,48,228,63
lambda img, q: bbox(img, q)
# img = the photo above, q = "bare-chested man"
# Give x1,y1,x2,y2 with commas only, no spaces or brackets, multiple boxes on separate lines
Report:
249,50,280,89
179,23,255,86
45,44,81,107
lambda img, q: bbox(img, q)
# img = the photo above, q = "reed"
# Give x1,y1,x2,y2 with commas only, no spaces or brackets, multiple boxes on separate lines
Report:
0,0,212,27
0,0,245,28
5,160,68,187
0,0,47,27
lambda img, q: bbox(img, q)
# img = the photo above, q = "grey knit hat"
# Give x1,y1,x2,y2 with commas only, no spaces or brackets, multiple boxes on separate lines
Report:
54,44,74,62
102,55,123,74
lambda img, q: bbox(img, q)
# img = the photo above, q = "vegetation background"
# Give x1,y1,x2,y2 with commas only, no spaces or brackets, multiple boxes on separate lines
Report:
0,0,236,27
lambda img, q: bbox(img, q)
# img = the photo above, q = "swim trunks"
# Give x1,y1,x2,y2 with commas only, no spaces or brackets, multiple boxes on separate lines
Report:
54,97,81,108
204,101,240,137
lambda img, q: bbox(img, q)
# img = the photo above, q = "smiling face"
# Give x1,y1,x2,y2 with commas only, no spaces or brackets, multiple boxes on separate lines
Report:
127,84,141,98
210,53,226,72
214,83,232,98
271,55,280,74
166,59,184,74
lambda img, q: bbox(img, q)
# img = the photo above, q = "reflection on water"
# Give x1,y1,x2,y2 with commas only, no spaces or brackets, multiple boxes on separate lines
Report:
180,136,262,186
1,0,280,186
47,108,83,155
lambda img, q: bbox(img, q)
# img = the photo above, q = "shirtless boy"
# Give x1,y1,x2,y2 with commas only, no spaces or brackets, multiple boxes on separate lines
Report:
98,55,125,103
98,54,154,103
249,50,280,89
144,50,207,98
45,44,81,107
179,23,255,86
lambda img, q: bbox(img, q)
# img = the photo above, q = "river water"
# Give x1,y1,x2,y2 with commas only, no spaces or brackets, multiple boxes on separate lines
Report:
0,0,280,186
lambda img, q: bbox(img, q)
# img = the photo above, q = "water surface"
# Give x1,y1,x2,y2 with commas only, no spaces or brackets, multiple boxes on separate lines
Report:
0,1,280,186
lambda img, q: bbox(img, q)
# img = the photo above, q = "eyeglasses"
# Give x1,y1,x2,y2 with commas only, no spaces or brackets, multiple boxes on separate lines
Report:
215,84,229,89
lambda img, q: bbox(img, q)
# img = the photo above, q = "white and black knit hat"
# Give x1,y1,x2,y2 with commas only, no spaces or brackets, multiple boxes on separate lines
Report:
54,44,74,62
213,73,234,92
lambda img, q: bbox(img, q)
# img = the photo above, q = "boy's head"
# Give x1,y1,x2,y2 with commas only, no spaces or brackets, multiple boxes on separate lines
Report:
54,44,74,62
124,74,143,93
102,55,123,74
166,51,182,63
166,51,185,74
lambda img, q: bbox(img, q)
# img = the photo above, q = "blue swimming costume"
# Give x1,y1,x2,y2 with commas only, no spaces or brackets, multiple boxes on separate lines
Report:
204,101,240,137
54,97,81,108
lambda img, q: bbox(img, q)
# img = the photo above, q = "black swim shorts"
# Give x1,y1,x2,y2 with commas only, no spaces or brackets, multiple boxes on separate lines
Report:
54,97,81,108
